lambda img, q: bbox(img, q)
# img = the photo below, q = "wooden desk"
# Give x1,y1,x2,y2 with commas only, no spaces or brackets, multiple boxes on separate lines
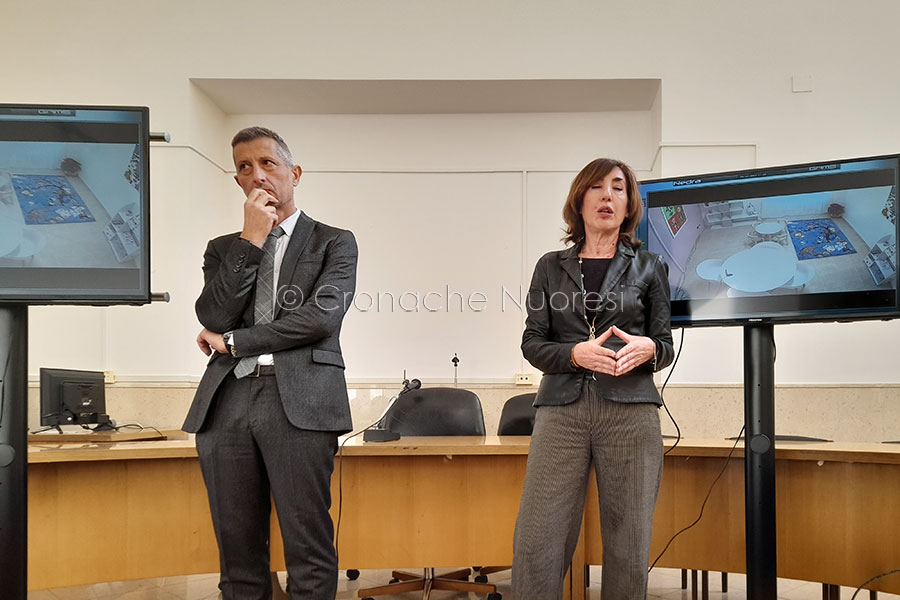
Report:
27,437,531,594
620,440,900,594
28,438,900,595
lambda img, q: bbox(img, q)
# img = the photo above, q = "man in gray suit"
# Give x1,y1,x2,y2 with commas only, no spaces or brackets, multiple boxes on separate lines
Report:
184,126,357,599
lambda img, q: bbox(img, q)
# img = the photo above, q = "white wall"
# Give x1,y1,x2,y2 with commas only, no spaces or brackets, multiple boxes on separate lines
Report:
0,142,68,171
229,112,656,173
3,0,900,385
296,170,527,381
220,112,654,381
839,186,895,249
76,144,141,217
760,192,829,219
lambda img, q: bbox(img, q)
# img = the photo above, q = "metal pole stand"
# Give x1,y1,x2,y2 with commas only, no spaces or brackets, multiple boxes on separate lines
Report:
0,305,28,599
743,324,777,599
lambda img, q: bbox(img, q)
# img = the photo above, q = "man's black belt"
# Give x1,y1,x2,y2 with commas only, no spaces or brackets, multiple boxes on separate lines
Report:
241,364,275,377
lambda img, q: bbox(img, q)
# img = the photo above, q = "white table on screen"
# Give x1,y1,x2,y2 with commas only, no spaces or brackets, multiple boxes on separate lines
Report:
722,244,797,293
754,221,785,235
754,221,787,244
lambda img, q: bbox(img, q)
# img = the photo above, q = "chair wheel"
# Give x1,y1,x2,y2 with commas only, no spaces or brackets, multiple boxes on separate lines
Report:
346,569,360,580
488,593,502,600
472,565,483,571
389,578,399,584
475,574,488,583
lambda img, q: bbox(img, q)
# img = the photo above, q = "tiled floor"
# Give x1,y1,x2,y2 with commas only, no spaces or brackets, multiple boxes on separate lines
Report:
27,567,900,599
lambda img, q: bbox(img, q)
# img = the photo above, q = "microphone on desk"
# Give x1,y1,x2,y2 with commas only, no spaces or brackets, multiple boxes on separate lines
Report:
400,378,421,394
363,378,420,442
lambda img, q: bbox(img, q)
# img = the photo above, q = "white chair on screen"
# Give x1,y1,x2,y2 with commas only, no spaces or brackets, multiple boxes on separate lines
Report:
782,262,815,290
1,229,45,264
754,241,783,252
696,258,724,295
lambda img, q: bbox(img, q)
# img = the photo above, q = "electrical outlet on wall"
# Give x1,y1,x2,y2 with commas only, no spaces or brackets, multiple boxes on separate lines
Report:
103,371,116,384
515,373,533,386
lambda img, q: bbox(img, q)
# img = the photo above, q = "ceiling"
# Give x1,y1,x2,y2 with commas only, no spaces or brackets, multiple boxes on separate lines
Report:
190,78,660,115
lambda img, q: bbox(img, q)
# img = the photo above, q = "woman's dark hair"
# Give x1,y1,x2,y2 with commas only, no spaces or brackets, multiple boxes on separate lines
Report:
562,158,643,250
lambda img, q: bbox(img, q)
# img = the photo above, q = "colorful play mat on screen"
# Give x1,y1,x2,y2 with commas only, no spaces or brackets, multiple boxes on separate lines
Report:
11,174,95,224
787,218,856,260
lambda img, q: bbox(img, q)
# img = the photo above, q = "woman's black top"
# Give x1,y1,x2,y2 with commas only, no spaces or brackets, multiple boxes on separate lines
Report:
581,257,611,317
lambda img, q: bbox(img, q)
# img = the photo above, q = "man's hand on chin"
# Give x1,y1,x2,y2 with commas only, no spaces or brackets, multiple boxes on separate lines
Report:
240,188,278,248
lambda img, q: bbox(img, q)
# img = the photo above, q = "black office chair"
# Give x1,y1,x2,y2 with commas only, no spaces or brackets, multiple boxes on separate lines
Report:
357,387,500,600
381,387,487,436
472,393,537,586
495,392,538,436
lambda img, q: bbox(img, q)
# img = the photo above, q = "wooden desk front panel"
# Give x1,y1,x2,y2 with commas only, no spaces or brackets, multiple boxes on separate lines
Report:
29,457,219,590
29,441,528,591
271,453,526,570
585,455,746,573
28,439,900,594
776,459,900,593
584,455,900,594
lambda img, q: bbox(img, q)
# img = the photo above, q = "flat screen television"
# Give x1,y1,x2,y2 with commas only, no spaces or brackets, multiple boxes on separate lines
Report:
0,104,150,305
637,153,899,327
39,367,111,431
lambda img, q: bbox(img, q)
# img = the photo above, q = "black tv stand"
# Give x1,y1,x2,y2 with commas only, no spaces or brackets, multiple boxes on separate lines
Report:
0,305,27,599
743,324,777,600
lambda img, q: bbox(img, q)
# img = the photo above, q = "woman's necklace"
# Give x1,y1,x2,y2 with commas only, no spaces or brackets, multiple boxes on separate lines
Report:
578,255,598,340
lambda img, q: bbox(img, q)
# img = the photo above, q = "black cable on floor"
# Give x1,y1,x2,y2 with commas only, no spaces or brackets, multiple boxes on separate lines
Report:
648,424,745,572
850,569,900,600
334,412,389,566
660,327,685,456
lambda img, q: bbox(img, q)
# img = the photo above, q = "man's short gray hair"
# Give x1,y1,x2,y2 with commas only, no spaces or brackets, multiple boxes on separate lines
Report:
231,126,294,166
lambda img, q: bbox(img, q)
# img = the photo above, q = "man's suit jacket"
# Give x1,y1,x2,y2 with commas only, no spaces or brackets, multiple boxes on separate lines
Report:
521,242,674,408
183,211,358,434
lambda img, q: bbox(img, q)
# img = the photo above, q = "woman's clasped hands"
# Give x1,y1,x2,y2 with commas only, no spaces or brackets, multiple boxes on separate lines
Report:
571,325,656,376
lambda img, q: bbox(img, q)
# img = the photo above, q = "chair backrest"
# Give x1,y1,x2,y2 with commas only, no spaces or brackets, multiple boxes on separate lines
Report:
755,241,783,251
792,262,815,285
497,393,537,435
382,387,486,436
696,259,724,282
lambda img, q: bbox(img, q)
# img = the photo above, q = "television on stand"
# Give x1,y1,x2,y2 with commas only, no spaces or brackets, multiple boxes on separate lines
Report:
637,153,900,327
636,152,899,599
37,368,111,433
0,104,151,305
0,103,156,597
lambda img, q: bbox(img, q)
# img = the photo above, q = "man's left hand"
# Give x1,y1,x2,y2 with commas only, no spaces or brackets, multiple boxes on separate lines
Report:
197,328,227,356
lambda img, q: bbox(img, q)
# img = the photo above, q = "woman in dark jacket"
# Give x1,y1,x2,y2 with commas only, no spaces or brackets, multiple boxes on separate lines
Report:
512,158,674,599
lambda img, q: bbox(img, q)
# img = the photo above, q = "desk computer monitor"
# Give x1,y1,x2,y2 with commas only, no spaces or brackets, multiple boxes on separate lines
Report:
39,368,111,431
637,153,900,327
